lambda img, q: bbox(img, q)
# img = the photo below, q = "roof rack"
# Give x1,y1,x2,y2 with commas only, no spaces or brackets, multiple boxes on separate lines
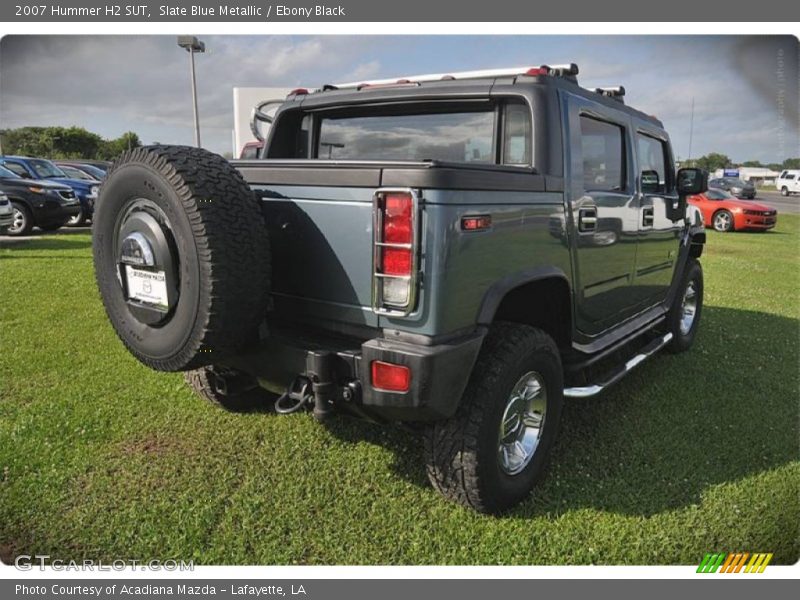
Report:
593,86,626,103
323,63,580,91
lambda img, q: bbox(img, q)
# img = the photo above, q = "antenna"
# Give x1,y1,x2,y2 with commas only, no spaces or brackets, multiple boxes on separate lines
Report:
687,97,695,166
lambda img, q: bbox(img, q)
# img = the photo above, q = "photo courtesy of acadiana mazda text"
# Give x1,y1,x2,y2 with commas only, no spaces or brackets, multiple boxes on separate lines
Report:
92,63,709,513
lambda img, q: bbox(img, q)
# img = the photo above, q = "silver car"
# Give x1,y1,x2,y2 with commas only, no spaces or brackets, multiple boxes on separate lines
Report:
0,192,13,234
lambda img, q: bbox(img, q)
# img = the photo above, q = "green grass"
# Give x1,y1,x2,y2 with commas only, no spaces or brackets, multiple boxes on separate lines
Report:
1,219,798,566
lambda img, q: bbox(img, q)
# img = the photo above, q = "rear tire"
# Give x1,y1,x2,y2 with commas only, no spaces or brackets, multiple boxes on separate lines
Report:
781,186,789,196
93,145,270,372
184,366,275,412
8,202,32,236
424,323,563,514
666,259,703,353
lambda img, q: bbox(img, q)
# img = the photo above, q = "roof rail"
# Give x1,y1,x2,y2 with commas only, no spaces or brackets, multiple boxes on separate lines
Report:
325,63,579,91
593,86,626,103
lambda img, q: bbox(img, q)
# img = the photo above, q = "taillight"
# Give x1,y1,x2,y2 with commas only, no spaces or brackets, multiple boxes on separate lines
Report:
371,360,411,392
372,189,419,315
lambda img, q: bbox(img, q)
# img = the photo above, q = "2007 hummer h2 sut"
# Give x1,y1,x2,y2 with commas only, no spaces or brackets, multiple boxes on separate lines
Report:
93,64,708,513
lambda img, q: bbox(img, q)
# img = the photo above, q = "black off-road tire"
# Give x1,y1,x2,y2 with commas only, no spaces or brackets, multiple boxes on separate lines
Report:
424,323,564,514
93,145,270,372
665,258,703,353
781,186,789,196
8,202,32,236
184,366,275,412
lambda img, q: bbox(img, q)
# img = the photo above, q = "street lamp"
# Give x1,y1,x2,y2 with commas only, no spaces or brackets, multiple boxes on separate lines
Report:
177,36,205,148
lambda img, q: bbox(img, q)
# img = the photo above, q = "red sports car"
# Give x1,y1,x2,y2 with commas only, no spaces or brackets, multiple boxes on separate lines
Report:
688,188,778,232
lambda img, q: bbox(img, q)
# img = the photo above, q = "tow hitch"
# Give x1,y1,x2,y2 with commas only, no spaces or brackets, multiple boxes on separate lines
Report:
273,351,343,420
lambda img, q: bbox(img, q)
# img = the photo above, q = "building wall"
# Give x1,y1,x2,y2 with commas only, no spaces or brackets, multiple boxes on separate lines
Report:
232,87,294,157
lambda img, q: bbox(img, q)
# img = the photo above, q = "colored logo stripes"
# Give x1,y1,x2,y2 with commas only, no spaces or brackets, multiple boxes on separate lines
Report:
697,552,773,573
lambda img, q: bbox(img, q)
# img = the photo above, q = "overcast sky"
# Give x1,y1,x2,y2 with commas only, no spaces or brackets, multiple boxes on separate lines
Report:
1,35,797,162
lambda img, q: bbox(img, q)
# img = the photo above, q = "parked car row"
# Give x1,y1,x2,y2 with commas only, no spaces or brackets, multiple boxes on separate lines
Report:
0,156,109,236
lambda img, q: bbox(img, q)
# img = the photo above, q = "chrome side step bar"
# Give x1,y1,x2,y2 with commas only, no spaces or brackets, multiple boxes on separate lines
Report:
563,332,673,398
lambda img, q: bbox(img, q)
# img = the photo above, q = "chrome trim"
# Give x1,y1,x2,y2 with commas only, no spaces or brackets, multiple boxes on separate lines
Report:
564,332,673,398
371,187,420,317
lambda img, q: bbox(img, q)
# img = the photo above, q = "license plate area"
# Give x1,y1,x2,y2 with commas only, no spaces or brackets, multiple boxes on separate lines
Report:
125,266,169,310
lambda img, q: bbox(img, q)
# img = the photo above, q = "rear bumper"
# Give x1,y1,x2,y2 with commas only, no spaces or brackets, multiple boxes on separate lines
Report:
225,327,486,422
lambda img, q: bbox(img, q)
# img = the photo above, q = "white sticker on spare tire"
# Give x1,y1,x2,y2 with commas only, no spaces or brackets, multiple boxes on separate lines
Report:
125,266,168,308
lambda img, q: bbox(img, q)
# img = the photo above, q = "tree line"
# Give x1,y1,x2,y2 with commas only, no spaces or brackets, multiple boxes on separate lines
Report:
683,152,800,172
0,126,142,161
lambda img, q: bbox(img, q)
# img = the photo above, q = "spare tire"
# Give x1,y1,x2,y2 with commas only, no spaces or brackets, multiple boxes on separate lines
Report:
93,145,270,372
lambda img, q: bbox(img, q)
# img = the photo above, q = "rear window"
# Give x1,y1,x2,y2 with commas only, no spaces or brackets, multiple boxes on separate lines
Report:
317,110,495,163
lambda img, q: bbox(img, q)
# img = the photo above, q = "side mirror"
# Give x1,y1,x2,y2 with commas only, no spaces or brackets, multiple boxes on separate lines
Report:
641,169,660,194
677,168,708,197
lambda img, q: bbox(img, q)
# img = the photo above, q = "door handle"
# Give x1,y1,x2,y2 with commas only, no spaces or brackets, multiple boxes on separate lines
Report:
642,206,654,227
578,207,597,232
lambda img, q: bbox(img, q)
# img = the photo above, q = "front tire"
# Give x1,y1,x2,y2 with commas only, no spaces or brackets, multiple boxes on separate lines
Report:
67,208,86,227
424,323,564,514
712,209,734,232
8,202,32,236
666,259,703,353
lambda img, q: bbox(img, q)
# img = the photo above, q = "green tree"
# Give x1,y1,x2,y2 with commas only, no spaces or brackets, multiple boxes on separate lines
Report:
693,152,732,172
0,126,141,160
742,160,763,168
782,158,800,170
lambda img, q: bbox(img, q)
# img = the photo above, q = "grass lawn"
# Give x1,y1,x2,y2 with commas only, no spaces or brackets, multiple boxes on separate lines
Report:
1,216,798,566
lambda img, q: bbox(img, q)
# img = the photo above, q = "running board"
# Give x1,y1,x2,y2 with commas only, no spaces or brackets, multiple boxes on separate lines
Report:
563,332,673,398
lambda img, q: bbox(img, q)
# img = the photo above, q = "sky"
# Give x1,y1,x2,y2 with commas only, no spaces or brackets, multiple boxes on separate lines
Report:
1,35,797,163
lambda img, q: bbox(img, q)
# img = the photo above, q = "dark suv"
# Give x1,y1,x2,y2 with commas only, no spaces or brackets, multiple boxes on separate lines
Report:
709,177,756,199
0,165,80,235
92,64,708,513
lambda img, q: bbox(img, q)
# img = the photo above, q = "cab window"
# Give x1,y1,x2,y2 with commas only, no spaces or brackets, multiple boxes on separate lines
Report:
636,133,671,194
580,115,625,192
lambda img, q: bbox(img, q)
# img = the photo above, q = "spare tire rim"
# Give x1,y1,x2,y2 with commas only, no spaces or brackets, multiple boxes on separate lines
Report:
498,371,547,476
679,280,698,335
113,198,179,324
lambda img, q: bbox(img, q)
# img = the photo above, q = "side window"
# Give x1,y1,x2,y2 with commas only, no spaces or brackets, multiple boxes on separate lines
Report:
502,102,531,166
1,161,28,177
579,115,625,192
636,133,671,194
786,174,796,181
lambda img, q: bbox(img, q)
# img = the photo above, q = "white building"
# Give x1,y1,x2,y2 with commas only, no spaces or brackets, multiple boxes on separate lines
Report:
232,87,294,157
712,167,780,185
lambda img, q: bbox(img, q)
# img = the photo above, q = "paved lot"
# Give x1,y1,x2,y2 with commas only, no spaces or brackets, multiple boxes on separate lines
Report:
754,190,800,215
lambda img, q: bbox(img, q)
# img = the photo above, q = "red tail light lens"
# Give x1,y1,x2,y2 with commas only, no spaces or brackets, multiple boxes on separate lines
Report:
381,193,413,277
371,360,411,392
383,194,412,243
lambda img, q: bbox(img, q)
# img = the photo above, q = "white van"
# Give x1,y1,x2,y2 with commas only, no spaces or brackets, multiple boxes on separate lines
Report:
776,170,800,196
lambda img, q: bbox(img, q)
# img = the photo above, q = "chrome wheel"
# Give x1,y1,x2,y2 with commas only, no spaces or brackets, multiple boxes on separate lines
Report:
679,281,698,335
497,371,547,476
8,207,27,235
713,211,732,232
67,209,83,226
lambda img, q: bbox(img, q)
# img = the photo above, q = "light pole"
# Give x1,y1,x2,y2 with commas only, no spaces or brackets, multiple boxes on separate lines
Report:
177,36,205,148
